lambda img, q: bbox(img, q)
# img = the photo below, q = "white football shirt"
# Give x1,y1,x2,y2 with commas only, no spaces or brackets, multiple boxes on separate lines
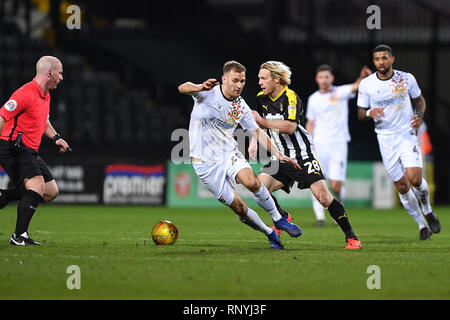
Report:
189,85,258,162
306,84,354,143
357,70,421,135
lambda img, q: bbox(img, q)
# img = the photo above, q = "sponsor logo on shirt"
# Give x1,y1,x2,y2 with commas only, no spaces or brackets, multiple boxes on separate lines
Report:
266,113,284,121
373,97,404,107
212,118,234,129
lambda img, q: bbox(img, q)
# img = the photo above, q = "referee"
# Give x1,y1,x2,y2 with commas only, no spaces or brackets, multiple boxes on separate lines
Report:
0,56,70,246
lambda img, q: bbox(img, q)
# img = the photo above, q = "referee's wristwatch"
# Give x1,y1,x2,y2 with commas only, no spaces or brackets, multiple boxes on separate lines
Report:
52,133,62,143
366,109,371,118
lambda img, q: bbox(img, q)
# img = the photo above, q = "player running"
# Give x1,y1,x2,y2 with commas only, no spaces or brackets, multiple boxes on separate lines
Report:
178,60,303,250
250,61,361,249
305,64,372,226
357,44,441,240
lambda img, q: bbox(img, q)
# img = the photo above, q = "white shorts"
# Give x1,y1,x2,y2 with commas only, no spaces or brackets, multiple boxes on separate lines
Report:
377,132,422,182
313,140,348,181
192,151,251,206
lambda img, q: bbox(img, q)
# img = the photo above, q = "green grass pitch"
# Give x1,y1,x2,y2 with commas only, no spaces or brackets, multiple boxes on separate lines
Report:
0,205,449,300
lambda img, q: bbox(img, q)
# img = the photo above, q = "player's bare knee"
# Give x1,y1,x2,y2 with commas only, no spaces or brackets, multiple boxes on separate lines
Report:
44,189,59,203
409,175,422,188
247,177,261,193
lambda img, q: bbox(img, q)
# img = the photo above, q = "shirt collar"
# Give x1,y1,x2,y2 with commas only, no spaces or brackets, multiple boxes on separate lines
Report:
269,86,287,102
32,78,47,99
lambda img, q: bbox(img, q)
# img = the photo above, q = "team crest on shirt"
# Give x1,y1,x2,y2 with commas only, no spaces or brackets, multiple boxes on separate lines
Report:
391,72,408,99
226,100,244,125
391,79,408,111
392,83,407,98
3,100,17,112
328,92,339,105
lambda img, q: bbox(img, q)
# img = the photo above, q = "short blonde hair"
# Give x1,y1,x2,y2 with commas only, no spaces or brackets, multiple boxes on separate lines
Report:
260,61,291,86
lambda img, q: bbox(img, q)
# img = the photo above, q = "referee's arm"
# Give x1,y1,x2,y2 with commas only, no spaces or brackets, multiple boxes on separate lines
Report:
45,119,70,153
0,116,5,135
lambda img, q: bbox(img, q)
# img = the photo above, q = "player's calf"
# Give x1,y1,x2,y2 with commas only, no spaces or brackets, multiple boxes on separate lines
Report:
228,194,248,217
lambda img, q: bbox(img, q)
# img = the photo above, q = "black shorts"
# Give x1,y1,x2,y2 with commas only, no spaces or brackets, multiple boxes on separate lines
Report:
260,158,325,193
0,139,54,187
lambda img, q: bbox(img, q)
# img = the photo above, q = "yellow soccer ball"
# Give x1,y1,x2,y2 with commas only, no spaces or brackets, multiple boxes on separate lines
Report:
151,220,179,245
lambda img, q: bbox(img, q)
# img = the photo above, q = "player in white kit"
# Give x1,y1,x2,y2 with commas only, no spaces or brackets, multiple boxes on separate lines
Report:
306,64,372,226
357,45,441,240
178,61,303,249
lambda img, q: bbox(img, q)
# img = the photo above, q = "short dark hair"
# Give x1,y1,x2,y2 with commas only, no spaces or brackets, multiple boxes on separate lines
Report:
316,64,334,75
373,44,393,56
223,60,246,74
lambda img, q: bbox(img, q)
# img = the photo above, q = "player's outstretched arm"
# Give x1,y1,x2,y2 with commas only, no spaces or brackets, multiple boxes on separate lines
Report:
253,127,301,170
178,79,219,95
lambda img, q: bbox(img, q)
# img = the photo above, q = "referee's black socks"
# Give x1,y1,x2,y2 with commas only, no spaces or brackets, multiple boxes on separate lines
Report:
15,190,42,236
1,184,26,202
327,198,357,239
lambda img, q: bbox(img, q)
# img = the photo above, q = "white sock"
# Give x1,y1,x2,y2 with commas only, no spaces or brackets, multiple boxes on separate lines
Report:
339,186,345,203
238,207,273,235
398,189,427,230
252,184,282,222
412,179,432,215
311,193,326,221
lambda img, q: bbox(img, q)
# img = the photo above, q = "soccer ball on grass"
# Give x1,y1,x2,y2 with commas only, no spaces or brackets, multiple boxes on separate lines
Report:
151,220,178,245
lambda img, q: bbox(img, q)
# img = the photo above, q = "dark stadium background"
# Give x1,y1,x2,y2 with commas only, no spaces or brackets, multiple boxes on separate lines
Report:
0,0,449,204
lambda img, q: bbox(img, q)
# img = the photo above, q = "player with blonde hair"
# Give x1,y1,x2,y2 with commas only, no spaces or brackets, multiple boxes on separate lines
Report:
250,61,362,249
259,61,292,86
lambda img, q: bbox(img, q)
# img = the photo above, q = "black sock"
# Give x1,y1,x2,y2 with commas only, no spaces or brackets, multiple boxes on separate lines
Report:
271,194,289,218
1,184,26,201
14,190,42,236
327,198,356,239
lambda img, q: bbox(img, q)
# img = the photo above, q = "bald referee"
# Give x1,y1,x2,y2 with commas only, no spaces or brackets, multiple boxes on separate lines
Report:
0,56,70,246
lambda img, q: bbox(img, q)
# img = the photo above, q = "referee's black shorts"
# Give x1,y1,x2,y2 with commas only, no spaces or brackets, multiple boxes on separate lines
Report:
260,157,325,193
0,139,54,187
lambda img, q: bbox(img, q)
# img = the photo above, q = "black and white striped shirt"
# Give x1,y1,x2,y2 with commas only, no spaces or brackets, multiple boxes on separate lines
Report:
255,86,315,162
